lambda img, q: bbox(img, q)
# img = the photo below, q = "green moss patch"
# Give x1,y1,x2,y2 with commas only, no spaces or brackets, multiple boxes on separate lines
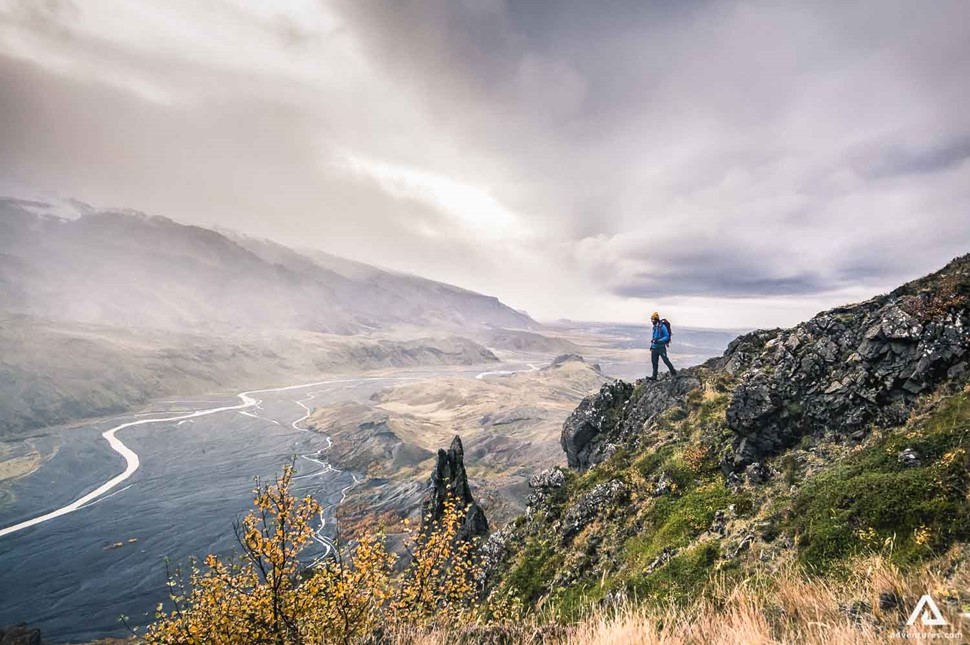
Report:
502,538,564,605
623,481,735,568
790,390,970,571
625,541,721,603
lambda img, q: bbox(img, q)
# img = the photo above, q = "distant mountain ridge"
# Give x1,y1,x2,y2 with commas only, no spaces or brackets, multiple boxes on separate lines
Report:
0,197,536,334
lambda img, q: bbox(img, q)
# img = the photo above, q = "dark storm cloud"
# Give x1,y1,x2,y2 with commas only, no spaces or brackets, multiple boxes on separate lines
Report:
601,236,934,301
610,246,831,299
855,137,970,180
1,0,969,327
615,272,827,300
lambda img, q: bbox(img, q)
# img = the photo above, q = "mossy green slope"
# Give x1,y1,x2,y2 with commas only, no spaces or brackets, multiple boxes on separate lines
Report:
483,250,970,623
488,375,970,621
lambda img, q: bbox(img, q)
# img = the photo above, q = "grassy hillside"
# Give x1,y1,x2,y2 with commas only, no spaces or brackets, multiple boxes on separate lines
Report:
478,254,970,635
486,372,970,616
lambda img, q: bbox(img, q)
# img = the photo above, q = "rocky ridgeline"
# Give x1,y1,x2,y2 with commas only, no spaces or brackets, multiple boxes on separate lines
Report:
562,254,970,474
473,255,970,611
475,255,970,613
723,289,968,469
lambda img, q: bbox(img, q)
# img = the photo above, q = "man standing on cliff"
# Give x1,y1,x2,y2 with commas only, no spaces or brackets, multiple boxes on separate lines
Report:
648,311,677,381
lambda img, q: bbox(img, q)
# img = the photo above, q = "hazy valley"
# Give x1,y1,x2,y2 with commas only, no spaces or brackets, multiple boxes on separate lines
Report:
0,198,741,642
0,196,532,437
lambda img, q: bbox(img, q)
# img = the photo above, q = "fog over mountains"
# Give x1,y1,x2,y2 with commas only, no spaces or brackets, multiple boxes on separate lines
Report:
0,197,535,335
0,197,539,437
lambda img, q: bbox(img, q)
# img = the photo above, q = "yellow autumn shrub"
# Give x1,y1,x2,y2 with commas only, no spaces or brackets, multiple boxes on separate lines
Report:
145,464,488,644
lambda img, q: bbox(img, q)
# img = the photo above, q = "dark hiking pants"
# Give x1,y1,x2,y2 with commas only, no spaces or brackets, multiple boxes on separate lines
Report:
651,345,676,379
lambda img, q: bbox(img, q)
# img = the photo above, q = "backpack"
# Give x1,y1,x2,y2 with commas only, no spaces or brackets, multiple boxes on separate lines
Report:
661,319,672,345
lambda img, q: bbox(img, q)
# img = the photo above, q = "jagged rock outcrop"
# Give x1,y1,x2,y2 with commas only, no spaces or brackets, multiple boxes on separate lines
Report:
721,258,970,469
422,435,489,542
481,254,970,619
526,467,567,517
561,255,970,474
561,479,628,542
560,380,634,471
621,374,702,436
560,375,701,471
529,468,566,489
479,521,518,581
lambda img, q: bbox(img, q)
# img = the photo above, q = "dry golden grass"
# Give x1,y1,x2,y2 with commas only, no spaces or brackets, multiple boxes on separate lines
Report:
389,551,970,645
572,553,969,644
142,520,970,645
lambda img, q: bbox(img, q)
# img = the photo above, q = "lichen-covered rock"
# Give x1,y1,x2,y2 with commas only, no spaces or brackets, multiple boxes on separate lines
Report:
526,468,567,517
479,520,519,581
622,375,703,435
720,258,970,469
529,468,566,489
560,380,634,471
652,471,674,497
422,435,489,542
745,462,773,485
560,375,703,472
898,447,921,467
561,479,628,541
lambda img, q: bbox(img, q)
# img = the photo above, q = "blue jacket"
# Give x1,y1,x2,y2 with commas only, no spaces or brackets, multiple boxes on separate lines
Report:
651,320,670,349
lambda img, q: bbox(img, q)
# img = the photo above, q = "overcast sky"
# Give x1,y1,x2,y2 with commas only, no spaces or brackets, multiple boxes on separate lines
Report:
1,0,969,328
